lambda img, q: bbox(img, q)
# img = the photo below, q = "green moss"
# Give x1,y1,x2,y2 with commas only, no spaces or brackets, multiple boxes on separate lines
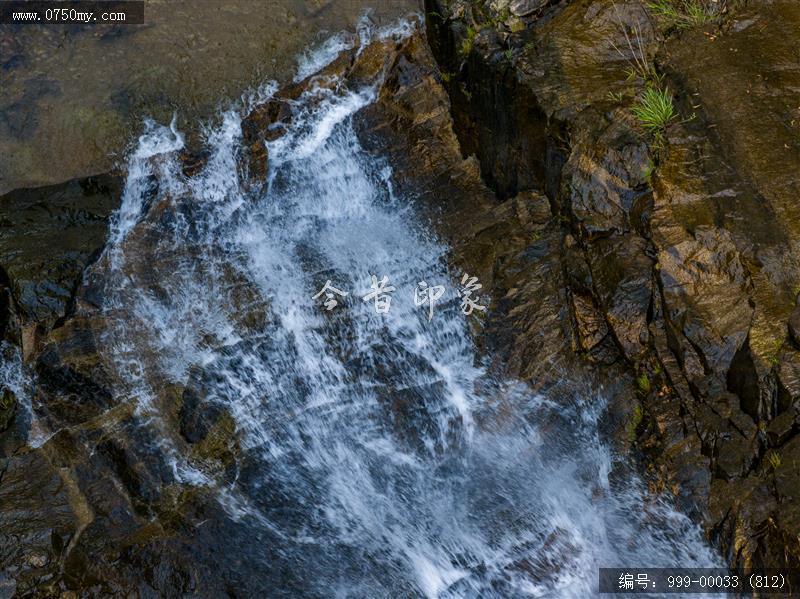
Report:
642,160,655,184
627,404,644,443
652,362,662,375
636,373,652,394
486,6,511,28
460,26,478,56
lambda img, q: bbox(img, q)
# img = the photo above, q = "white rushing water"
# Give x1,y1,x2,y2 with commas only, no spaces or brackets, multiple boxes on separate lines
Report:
0,341,49,448
95,18,721,597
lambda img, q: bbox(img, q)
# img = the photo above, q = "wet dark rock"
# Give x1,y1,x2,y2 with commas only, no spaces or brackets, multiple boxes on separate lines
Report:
179,385,225,445
767,410,797,448
664,434,713,520
0,76,60,140
572,292,608,352
777,355,800,409
0,174,122,326
356,30,599,399
0,448,85,593
3,33,451,595
0,388,15,432
789,305,800,347
587,234,652,362
33,316,114,428
563,112,651,237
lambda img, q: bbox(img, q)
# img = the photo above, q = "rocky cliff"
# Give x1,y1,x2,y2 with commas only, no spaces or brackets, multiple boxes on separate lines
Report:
424,0,800,570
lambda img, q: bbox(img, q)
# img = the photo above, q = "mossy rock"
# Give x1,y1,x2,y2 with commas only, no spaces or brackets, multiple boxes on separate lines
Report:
191,411,239,468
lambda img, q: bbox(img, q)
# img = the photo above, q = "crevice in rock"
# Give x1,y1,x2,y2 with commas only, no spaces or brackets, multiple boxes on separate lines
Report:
727,336,761,422
424,1,568,203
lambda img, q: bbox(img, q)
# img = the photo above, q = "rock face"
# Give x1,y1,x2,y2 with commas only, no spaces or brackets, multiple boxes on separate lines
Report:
0,174,122,329
426,0,800,570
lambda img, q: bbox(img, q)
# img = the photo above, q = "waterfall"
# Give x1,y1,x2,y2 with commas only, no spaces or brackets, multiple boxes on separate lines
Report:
95,18,721,598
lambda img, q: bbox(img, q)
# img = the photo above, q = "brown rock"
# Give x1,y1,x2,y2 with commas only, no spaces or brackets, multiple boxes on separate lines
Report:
509,0,547,17
572,293,608,352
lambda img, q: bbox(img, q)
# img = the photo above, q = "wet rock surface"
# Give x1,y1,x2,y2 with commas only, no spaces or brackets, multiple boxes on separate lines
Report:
0,175,122,328
426,0,800,570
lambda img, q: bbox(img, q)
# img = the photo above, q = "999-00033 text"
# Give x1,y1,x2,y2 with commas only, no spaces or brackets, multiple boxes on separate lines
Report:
600,568,795,594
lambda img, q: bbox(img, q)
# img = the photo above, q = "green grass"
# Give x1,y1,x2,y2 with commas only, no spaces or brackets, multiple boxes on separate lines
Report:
647,0,717,28
767,450,782,471
632,86,676,133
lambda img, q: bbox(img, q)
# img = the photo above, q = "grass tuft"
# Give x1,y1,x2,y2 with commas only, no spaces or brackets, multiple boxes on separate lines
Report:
607,90,625,104
768,450,782,471
647,0,718,28
632,86,676,132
